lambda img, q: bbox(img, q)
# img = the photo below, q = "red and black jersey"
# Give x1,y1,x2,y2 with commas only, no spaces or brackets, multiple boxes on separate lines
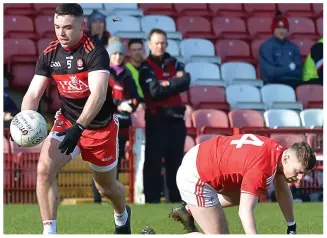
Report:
35,33,116,129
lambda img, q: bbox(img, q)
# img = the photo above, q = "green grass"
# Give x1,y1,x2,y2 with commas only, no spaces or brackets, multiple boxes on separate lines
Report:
4,202,323,234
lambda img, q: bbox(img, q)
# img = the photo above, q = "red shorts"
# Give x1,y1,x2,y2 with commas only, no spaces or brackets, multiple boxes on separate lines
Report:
49,111,119,170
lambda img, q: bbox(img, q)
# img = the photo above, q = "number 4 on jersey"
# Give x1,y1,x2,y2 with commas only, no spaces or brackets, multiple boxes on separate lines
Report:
231,134,264,148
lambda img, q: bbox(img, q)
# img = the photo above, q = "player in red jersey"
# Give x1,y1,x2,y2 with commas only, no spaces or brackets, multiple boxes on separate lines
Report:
19,4,131,234
166,134,316,234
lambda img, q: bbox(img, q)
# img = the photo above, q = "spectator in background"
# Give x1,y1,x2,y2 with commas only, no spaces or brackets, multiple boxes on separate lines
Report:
139,29,190,203
91,38,139,204
126,39,146,100
107,39,139,175
87,10,110,48
303,38,323,85
259,12,303,89
4,88,19,128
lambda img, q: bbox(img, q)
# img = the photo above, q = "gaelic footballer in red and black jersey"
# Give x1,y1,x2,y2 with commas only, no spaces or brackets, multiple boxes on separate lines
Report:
35,32,116,129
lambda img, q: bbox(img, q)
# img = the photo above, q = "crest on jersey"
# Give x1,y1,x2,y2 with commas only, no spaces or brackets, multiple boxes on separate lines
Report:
69,75,78,84
77,59,84,70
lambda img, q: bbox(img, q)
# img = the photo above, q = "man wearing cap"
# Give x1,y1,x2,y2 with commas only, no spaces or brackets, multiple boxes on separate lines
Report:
88,10,110,48
259,12,303,89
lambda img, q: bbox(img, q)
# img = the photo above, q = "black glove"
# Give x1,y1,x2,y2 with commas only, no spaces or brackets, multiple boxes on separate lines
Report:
287,223,296,234
57,123,84,155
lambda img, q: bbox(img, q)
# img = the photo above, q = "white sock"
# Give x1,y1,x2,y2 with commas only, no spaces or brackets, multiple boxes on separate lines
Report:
114,207,128,226
43,220,57,234
287,221,296,226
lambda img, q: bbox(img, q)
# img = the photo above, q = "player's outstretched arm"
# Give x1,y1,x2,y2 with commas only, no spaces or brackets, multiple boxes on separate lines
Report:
238,192,259,234
274,174,296,234
76,71,108,128
21,75,49,111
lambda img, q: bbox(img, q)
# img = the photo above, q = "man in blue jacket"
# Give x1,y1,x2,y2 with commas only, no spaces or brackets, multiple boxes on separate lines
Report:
259,12,303,88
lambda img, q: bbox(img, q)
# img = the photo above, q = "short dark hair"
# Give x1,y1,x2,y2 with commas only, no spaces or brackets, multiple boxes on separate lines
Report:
290,141,316,171
55,4,84,17
128,38,144,48
148,28,167,40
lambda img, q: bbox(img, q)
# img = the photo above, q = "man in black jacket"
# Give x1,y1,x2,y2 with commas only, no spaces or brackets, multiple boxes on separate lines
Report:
139,29,191,203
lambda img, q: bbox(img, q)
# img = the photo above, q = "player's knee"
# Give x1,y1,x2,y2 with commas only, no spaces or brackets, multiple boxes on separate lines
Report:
37,161,55,183
96,182,119,198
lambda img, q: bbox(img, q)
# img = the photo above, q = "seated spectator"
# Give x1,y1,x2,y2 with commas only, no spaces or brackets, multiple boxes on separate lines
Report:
125,39,146,100
259,12,303,89
87,10,110,48
303,38,323,85
4,88,19,128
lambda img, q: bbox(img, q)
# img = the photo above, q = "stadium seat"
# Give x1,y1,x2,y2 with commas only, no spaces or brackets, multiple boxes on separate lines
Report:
316,18,323,37
141,15,182,40
251,39,265,60
138,4,177,17
277,3,315,17
296,84,323,109
293,39,316,59
247,17,274,39
184,135,195,153
288,17,319,40
244,3,276,17
80,3,103,15
49,87,61,113
35,16,56,38
192,109,229,129
4,39,37,64
180,91,189,104
221,62,262,87
37,39,53,55
4,16,38,39
263,109,302,128
145,39,180,57
208,4,247,17
188,86,229,111
212,17,249,40
228,109,265,128
180,39,220,64
313,3,323,17
177,16,215,40
10,64,37,89
4,3,36,16
261,84,303,110
226,85,265,110
195,134,218,144
103,3,143,17
185,62,224,86
174,3,212,17
131,108,145,128
270,134,306,148
300,109,324,128
215,40,255,64
106,16,145,39
33,3,59,15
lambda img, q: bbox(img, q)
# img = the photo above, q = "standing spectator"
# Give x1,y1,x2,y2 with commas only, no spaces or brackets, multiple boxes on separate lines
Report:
125,39,146,100
303,38,323,85
87,10,110,48
259,12,303,88
4,88,19,128
139,29,191,203
108,40,139,173
91,39,139,203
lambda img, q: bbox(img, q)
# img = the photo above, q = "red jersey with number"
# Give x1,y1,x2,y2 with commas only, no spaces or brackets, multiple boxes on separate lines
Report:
196,134,286,196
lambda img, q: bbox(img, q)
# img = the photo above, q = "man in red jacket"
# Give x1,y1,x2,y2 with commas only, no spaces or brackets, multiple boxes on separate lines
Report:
139,28,190,203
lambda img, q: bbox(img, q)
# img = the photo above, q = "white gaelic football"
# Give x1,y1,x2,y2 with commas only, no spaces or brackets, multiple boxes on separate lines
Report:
10,110,48,147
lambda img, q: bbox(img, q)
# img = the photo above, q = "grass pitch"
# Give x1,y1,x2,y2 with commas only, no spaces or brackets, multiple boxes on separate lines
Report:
4,202,323,234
